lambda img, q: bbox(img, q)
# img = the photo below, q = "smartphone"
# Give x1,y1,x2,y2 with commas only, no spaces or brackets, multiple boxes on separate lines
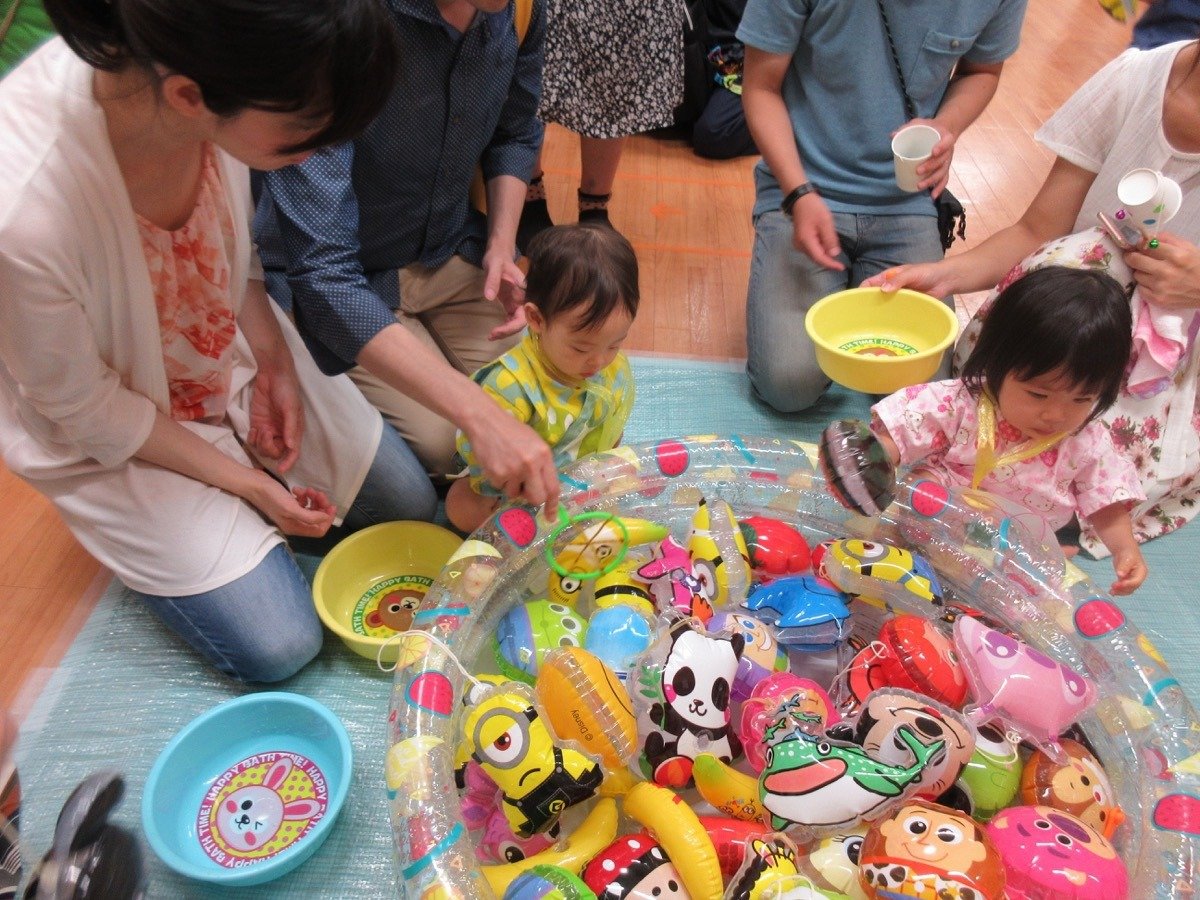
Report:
1097,211,1147,250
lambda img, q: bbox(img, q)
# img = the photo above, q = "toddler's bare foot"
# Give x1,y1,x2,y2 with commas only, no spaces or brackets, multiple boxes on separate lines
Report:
1059,543,1080,558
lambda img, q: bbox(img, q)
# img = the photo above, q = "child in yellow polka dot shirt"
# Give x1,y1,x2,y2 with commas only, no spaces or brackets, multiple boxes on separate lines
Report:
448,223,639,532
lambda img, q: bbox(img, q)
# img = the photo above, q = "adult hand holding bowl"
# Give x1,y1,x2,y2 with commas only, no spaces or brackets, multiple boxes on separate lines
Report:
805,287,957,395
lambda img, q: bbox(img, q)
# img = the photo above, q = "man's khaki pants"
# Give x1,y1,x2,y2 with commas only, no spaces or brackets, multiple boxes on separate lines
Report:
349,256,519,479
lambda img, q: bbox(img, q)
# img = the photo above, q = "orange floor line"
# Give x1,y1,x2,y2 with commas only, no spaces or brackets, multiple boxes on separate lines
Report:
630,241,752,259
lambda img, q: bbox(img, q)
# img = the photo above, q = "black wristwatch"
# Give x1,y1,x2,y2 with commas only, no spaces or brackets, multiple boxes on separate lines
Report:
781,182,817,218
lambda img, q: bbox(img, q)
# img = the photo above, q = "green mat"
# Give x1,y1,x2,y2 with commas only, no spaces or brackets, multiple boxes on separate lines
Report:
12,356,1200,897
0,0,54,81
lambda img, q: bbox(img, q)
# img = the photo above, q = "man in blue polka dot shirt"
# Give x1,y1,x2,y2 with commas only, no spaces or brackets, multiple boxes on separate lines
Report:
255,0,560,512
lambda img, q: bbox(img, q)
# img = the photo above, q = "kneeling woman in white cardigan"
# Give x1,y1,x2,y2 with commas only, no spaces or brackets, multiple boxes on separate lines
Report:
0,0,435,682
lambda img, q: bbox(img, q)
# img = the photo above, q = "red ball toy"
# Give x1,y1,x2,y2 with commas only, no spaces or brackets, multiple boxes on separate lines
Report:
877,614,967,707
739,516,811,580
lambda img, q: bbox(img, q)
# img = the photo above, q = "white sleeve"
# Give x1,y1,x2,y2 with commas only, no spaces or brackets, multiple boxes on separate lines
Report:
0,220,157,469
1035,48,1141,174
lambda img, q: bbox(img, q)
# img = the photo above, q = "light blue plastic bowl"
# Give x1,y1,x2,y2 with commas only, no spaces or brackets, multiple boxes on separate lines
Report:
142,692,352,886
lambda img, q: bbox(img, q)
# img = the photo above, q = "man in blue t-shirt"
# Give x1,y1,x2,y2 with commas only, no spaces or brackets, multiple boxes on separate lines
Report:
738,0,1027,412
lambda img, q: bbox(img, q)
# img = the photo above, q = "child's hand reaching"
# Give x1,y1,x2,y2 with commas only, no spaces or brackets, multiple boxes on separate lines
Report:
1110,545,1147,596
1088,502,1146,596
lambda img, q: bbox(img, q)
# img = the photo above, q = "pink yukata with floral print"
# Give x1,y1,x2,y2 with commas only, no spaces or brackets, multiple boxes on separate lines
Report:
871,380,1145,534
137,146,238,423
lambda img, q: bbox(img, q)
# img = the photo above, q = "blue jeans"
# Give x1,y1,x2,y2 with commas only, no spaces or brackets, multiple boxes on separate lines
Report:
293,420,438,554
136,422,437,682
745,209,946,413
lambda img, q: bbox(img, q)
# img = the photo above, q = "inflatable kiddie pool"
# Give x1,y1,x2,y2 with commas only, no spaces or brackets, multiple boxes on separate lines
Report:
386,435,1200,898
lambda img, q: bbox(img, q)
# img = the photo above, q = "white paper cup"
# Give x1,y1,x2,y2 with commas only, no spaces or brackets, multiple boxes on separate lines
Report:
892,125,940,193
1117,167,1176,234
1160,177,1184,225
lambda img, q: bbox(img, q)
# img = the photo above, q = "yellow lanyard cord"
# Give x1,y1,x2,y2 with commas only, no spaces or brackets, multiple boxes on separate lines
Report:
972,392,1066,489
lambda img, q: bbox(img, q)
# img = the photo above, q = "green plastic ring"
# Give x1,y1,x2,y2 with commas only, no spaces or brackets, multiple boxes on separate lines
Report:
544,508,630,580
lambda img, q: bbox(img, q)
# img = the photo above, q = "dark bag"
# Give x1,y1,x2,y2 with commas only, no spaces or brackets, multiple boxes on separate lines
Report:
672,0,714,129
876,0,967,249
935,189,967,251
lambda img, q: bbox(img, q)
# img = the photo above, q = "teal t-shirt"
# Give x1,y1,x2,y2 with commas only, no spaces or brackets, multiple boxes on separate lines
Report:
738,0,1027,217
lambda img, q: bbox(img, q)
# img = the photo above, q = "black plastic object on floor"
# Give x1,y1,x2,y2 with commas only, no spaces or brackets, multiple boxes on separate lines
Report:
23,772,144,900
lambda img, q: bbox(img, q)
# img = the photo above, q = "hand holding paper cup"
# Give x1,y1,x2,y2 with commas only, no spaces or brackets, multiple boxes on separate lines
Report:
892,124,940,193
1117,167,1183,238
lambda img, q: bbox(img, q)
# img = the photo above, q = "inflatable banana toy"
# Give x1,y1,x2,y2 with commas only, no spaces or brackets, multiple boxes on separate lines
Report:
456,687,603,838
688,498,751,608
597,767,638,798
548,517,668,607
693,753,767,823
623,781,724,900
481,799,619,896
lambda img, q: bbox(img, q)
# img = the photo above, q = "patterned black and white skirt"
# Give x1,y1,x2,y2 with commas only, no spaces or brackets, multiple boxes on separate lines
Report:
538,0,686,139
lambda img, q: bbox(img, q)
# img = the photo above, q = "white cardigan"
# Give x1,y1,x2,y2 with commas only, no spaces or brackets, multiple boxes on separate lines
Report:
0,41,380,594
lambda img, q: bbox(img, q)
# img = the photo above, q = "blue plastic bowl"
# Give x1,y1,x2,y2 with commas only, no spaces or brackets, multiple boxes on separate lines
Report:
142,692,352,886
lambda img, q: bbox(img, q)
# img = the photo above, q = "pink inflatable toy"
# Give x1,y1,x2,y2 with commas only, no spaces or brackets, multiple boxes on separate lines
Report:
636,536,714,624
986,805,1128,899
457,761,556,864
953,616,1096,759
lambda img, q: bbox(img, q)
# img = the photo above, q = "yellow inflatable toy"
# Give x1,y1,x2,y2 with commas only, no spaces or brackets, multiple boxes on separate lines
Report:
692,753,767,823
688,498,752,608
623,781,724,900
535,647,640,796
455,686,603,838
481,799,619,896
548,516,668,607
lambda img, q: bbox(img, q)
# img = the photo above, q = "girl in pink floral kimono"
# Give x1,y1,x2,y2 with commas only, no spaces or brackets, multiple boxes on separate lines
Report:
871,267,1148,595
865,42,1200,561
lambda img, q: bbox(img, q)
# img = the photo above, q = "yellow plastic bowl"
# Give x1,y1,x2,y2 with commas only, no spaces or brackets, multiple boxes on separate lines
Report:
805,287,959,394
312,521,462,663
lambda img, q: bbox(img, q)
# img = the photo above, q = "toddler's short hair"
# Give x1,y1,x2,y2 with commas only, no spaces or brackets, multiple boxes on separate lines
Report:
525,223,639,329
961,265,1133,420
